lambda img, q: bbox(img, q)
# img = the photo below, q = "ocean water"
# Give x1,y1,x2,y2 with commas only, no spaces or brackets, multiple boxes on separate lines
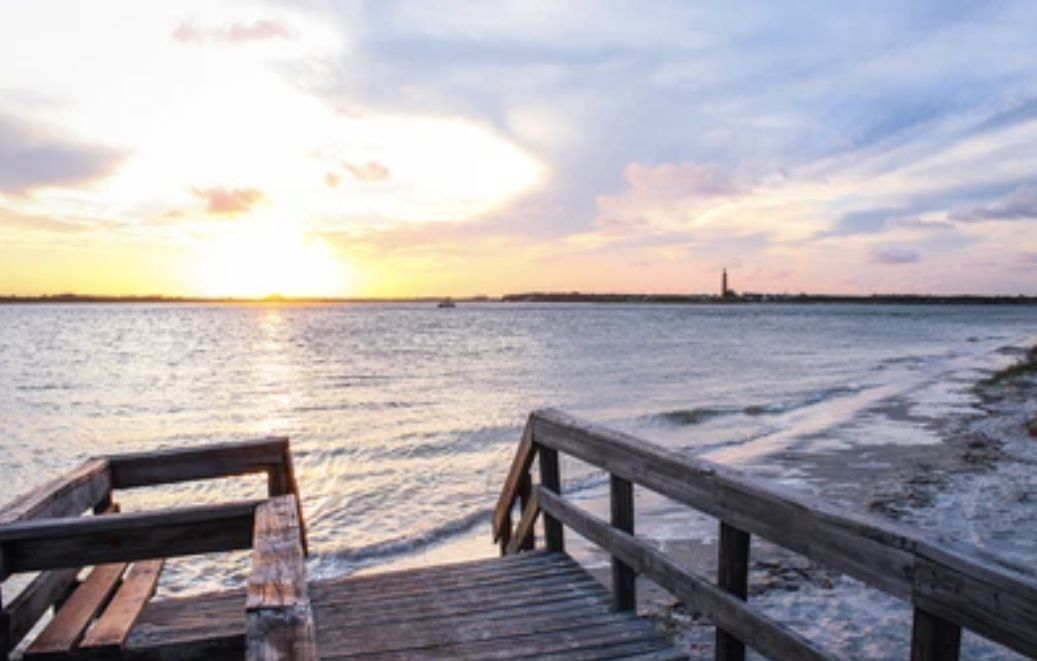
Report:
1,302,1035,600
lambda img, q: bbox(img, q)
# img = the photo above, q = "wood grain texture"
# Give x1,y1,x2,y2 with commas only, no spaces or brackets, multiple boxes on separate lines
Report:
3,568,79,650
505,489,540,556
24,563,125,657
0,459,110,524
910,607,961,661
81,559,165,651
716,522,751,661
247,496,308,611
529,408,1037,658
246,605,317,661
610,474,636,612
0,500,261,576
537,487,831,661
106,437,289,489
492,419,536,541
538,445,564,553
246,495,316,660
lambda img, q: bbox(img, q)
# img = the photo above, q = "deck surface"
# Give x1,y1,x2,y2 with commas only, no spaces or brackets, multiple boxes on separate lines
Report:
125,551,683,660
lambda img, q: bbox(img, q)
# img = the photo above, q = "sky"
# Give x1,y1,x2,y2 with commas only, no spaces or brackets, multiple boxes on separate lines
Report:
2,1,1037,297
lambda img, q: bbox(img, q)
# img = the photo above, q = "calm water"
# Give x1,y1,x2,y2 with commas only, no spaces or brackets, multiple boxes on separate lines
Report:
2,302,1035,591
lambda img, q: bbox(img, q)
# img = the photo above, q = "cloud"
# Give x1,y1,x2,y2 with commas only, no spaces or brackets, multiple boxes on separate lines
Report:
618,161,738,199
869,246,920,264
0,208,97,233
0,114,124,195
192,187,265,215
949,183,1037,223
826,208,900,236
172,19,293,44
342,160,391,182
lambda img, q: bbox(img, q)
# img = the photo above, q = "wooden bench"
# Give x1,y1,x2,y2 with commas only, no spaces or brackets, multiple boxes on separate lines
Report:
0,437,307,661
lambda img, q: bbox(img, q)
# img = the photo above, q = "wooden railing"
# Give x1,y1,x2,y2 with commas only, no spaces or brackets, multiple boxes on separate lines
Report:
0,437,309,660
493,409,1037,661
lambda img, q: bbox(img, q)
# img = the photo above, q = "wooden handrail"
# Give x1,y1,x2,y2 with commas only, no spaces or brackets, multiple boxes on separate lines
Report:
106,437,291,489
499,408,1037,660
0,459,110,524
537,487,832,661
492,421,537,544
0,500,262,579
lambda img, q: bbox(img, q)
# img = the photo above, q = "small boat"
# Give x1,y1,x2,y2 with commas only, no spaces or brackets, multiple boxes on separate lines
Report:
437,298,456,308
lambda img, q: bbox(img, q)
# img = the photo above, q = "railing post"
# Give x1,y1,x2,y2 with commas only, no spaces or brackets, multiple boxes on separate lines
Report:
1,586,10,661
498,511,512,556
518,473,535,551
610,474,636,611
911,608,961,661
715,521,750,661
538,446,564,552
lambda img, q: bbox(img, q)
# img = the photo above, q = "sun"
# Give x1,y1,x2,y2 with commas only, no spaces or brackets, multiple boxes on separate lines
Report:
192,222,357,299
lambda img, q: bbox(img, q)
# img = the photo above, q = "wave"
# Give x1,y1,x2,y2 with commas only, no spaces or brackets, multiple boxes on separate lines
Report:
314,506,492,572
648,385,862,427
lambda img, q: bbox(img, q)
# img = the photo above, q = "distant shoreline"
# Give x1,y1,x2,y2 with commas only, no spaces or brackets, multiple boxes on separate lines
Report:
1,292,1036,305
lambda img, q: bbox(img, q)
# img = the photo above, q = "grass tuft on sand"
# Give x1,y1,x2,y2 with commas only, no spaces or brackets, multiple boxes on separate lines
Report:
982,345,1037,385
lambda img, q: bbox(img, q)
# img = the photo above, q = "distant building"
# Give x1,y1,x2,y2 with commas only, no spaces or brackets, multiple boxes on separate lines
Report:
721,269,737,300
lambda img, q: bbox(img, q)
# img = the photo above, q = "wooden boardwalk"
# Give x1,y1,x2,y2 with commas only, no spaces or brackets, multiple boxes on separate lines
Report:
126,551,679,660
3,410,1037,660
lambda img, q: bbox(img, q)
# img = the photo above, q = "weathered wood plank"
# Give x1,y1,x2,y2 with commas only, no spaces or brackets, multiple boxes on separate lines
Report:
715,522,750,661
106,437,289,489
81,559,165,652
537,487,833,661
319,591,611,631
311,551,566,599
24,563,125,657
315,564,597,610
247,496,307,611
320,590,615,641
538,444,564,552
321,619,665,660
912,540,1037,658
0,500,261,576
492,420,536,542
530,408,1037,658
517,473,535,551
506,490,540,555
910,607,961,661
317,607,650,657
0,459,110,524
247,605,316,661
4,568,79,650
0,596,9,660
611,474,636,612
318,574,605,623
246,495,316,660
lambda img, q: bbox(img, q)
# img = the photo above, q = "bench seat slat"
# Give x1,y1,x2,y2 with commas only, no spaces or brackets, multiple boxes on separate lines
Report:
80,559,164,652
25,563,126,657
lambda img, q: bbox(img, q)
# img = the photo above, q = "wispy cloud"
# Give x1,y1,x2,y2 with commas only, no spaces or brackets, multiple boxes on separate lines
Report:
0,114,123,195
172,19,293,44
949,183,1037,223
342,160,392,182
192,187,265,216
869,246,921,265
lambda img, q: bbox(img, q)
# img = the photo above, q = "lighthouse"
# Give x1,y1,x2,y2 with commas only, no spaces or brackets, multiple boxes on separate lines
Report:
721,269,728,298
